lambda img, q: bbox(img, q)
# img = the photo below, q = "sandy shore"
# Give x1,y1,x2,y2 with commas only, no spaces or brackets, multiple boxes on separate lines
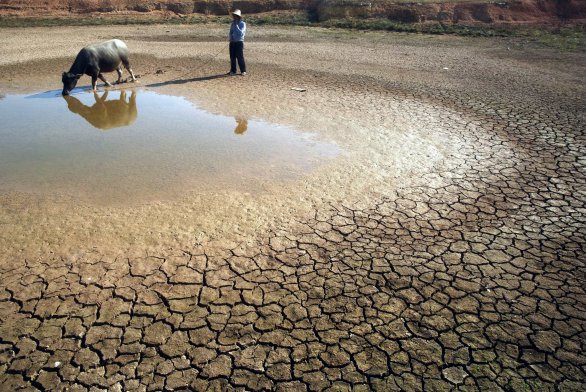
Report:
0,24,584,391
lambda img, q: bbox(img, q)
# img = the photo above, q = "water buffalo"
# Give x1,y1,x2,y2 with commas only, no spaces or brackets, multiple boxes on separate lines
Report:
62,39,136,96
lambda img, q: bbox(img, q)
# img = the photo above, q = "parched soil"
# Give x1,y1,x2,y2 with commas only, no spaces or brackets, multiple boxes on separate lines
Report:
0,24,585,391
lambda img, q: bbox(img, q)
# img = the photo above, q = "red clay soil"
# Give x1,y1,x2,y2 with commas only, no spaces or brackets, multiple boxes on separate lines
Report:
0,0,584,26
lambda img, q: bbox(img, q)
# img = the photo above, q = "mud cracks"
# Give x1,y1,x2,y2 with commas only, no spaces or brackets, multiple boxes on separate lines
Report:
0,28,585,391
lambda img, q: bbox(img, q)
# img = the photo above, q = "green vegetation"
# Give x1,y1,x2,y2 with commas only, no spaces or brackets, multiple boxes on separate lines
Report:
316,18,585,50
0,14,583,51
516,25,585,51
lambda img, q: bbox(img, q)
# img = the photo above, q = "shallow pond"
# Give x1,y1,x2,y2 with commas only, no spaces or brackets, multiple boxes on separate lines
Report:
0,89,339,204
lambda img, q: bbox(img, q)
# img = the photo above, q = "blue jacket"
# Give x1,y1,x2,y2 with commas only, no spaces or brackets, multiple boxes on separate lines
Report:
229,20,246,42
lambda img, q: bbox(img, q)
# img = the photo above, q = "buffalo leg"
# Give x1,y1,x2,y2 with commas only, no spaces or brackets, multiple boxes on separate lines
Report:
126,67,137,82
98,73,112,87
115,67,123,84
91,75,98,92
122,59,137,82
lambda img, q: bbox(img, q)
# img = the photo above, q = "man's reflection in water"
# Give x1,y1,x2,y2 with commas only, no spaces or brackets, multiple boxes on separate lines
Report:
234,118,248,135
63,90,137,130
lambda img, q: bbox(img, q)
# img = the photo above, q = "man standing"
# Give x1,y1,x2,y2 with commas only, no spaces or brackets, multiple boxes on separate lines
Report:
228,9,247,76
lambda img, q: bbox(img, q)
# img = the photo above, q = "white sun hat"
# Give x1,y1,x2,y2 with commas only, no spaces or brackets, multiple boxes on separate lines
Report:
231,9,242,17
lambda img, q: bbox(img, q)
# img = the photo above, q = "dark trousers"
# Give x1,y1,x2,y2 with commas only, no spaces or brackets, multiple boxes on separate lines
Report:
229,41,246,73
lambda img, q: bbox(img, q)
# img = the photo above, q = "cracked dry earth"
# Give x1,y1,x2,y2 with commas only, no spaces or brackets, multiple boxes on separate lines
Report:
0,25,585,391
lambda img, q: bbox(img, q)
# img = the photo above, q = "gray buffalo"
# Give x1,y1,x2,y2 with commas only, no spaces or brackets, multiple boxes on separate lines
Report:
62,39,136,96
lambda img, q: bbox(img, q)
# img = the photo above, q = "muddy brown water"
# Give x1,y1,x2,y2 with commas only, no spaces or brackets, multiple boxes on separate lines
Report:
0,88,340,205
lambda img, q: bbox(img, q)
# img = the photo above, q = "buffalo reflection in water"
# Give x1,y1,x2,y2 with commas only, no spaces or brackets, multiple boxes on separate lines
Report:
63,90,137,130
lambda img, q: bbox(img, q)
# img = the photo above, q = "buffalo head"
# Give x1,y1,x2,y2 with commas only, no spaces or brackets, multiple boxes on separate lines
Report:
62,72,83,96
